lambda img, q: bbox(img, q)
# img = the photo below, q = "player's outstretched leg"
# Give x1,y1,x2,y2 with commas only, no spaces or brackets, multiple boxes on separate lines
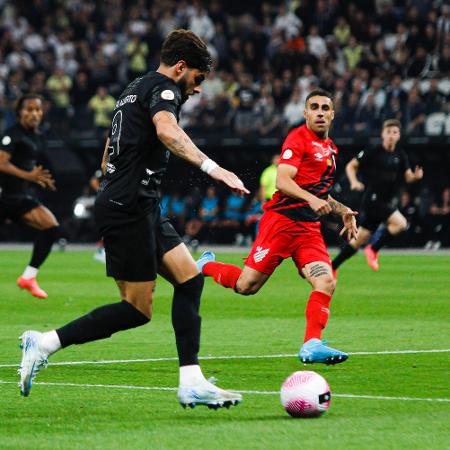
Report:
196,251,216,272
299,338,348,365
18,331,50,396
178,371,242,409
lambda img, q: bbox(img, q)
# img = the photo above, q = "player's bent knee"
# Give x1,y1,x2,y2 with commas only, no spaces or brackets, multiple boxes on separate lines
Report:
314,276,335,295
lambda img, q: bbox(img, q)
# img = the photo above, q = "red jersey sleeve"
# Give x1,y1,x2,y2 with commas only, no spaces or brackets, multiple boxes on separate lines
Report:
279,129,304,169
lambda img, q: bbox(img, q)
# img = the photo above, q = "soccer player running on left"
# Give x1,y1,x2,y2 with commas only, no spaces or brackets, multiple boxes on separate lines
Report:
198,90,358,365
332,119,423,272
0,94,58,299
18,30,249,408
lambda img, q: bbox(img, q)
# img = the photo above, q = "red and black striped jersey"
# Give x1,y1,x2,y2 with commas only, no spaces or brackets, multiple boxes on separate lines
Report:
264,124,338,222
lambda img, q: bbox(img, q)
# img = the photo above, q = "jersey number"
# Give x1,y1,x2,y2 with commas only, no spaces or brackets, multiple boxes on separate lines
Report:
108,110,122,161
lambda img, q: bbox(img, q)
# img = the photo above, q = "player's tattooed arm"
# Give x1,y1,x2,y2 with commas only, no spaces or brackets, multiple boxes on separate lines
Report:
153,110,209,166
327,196,351,216
328,195,359,241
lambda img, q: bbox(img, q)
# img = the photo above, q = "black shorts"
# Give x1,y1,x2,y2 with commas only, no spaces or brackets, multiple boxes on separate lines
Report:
0,193,41,222
95,203,183,282
359,196,397,232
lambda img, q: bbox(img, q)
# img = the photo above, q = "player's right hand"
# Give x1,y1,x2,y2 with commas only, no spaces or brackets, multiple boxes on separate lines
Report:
29,165,56,191
350,180,365,191
209,166,250,196
308,197,332,216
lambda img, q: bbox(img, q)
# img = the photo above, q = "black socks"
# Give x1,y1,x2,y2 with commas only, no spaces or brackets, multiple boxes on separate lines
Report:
56,300,149,348
172,273,204,366
29,226,59,268
332,243,358,270
371,230,394,252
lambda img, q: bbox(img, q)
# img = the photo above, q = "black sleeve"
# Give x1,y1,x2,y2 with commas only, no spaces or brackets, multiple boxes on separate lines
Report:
144,81,182,119
398,148,412,174
0,127,17,155
355,147,374,169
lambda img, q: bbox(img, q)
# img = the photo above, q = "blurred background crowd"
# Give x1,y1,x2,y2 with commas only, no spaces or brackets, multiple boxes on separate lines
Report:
0,0,448,247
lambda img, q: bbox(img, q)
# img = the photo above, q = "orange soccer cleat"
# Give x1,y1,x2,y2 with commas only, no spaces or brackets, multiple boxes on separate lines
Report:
364,245,379,271
17,277,48,299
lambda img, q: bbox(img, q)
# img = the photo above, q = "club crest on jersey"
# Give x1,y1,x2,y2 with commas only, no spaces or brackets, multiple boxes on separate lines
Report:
161,90,175,101
253,246,269,263
1,135,11,146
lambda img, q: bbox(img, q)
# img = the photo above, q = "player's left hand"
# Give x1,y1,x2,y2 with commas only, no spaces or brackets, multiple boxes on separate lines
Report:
340,210,358,241
413,165,423,180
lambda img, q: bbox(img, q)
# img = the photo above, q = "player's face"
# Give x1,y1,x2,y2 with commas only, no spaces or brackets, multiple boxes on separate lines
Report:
178,68,206,103
304,96,334,137
381,126,401,149
19,98,43,130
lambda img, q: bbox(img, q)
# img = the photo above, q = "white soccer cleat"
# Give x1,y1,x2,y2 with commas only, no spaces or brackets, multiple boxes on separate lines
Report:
178,379,242,410
18,331,49,397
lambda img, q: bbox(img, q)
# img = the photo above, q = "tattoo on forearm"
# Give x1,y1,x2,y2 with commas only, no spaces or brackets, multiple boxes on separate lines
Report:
309,264,329,278
328,198,349,216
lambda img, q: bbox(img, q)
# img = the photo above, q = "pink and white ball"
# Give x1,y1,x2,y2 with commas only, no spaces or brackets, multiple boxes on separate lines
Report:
280,371,331,418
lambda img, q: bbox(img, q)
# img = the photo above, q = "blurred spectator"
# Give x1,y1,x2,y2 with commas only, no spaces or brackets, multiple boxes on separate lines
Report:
406,47,432,78
233,73,259,137
283,86,303,129
46,67,72,133
424,79,447,114
403,87,426,135
343,36,363,70
259,154,279,202
255,91,281,137
126,35,149,80
333,17,351,47
88,86,116,139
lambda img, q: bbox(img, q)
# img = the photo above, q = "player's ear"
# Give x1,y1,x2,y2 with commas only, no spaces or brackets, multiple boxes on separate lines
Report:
176,60,187,74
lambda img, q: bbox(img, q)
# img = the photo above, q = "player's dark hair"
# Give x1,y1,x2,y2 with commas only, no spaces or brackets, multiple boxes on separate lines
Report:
161,29,212,72
305,89,334,105
15,93,44,117
383,119,401,130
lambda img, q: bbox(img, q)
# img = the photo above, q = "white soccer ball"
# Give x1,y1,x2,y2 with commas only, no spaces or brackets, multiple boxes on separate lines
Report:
280,370,331,418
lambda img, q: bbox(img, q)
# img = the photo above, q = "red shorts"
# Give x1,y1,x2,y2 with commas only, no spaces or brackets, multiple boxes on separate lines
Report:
245,210,331,275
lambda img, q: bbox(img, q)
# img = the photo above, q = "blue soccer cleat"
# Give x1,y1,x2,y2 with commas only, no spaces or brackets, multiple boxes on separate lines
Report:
18,331,49,397
299,338,348,365
196,251,216,273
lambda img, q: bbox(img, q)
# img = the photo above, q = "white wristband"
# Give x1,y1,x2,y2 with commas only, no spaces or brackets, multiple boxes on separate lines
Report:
200,158,219,175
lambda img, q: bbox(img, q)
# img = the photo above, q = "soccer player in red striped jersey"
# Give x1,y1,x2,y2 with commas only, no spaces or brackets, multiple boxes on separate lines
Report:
197,89,358,365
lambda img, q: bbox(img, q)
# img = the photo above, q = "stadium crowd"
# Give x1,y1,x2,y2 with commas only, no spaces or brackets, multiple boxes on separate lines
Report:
0,0,448,248
0,0,449,138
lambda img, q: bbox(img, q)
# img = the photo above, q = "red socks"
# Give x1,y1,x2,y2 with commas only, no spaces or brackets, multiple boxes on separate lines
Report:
304,291,332,342
203,262,242,289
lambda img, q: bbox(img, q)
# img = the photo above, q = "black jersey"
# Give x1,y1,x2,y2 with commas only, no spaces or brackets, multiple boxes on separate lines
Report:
356,145,411,202
96,72,182,215
0,123,46,195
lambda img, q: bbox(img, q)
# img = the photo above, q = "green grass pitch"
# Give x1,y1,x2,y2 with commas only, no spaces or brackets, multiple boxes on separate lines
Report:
0,250,449,449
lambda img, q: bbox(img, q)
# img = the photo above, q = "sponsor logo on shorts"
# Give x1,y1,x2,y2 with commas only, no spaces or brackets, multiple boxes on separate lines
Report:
253,246,269,263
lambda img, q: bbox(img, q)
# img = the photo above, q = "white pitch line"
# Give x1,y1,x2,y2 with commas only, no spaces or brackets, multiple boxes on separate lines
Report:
0,380,448,403
0,348,449,369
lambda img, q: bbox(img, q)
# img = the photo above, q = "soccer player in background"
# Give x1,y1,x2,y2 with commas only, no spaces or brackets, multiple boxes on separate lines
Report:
0,94,58,299
18,30,249,408
332,119,423,272
198,89,358,365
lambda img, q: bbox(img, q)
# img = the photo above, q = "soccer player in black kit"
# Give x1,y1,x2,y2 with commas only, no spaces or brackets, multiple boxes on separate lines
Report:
18,30,249,408
332,119,423,273
0,94,58,299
